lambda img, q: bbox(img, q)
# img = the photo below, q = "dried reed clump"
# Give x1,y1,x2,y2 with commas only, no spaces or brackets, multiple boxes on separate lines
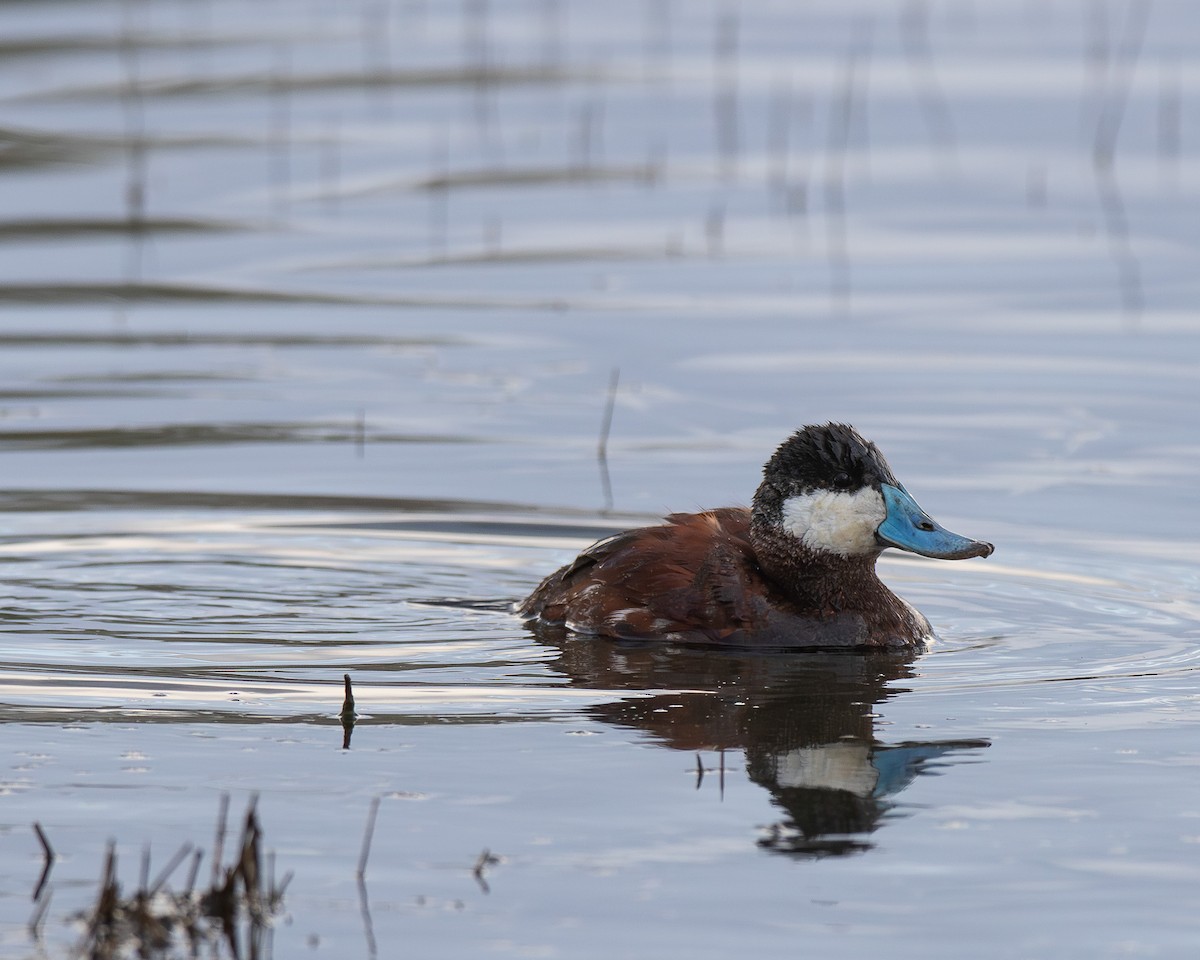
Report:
74,795,289,960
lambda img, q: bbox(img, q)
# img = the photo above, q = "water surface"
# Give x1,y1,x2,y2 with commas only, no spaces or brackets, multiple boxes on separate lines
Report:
1,1,1199,958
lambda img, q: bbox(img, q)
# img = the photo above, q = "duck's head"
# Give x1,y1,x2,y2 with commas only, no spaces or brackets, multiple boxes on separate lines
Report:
751,423,994,563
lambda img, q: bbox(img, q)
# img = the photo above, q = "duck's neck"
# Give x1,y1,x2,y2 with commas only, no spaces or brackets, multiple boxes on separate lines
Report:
749,518,896,614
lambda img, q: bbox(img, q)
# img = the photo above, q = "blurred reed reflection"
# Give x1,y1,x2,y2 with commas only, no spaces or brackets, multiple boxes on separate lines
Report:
537,633,989,857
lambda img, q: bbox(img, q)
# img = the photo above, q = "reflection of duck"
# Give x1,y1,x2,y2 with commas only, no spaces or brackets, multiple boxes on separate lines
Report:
537,635,989,858
520,423,993,648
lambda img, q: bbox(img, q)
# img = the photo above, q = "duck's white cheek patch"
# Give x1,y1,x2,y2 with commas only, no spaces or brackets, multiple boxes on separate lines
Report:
781,488,887,557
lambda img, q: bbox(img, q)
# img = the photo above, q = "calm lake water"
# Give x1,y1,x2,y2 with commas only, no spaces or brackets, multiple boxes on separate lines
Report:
1,0,1199,957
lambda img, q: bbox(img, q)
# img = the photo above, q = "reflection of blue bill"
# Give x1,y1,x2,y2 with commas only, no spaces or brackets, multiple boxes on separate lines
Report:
768,739,989,799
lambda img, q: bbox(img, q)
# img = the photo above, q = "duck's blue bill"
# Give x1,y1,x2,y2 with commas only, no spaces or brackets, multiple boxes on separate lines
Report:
876,484,994,560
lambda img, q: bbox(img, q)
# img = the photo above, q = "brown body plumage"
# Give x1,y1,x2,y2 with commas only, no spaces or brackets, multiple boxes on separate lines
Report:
520,508,930,648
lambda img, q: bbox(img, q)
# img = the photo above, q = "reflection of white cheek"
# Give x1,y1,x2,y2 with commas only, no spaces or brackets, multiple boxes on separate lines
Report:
772,742,879,796
781,489,887,557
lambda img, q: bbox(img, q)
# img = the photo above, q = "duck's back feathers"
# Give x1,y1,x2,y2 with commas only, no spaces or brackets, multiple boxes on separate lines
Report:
520,509,752,641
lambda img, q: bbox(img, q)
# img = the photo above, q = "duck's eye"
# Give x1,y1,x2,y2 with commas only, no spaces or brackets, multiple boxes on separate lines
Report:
832,472,853,490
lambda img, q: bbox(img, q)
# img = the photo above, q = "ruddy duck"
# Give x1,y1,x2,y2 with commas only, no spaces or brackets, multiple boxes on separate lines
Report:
519,423,993,648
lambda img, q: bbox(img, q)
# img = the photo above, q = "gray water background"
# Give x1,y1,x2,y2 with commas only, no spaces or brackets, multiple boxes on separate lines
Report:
0,1,1198,957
